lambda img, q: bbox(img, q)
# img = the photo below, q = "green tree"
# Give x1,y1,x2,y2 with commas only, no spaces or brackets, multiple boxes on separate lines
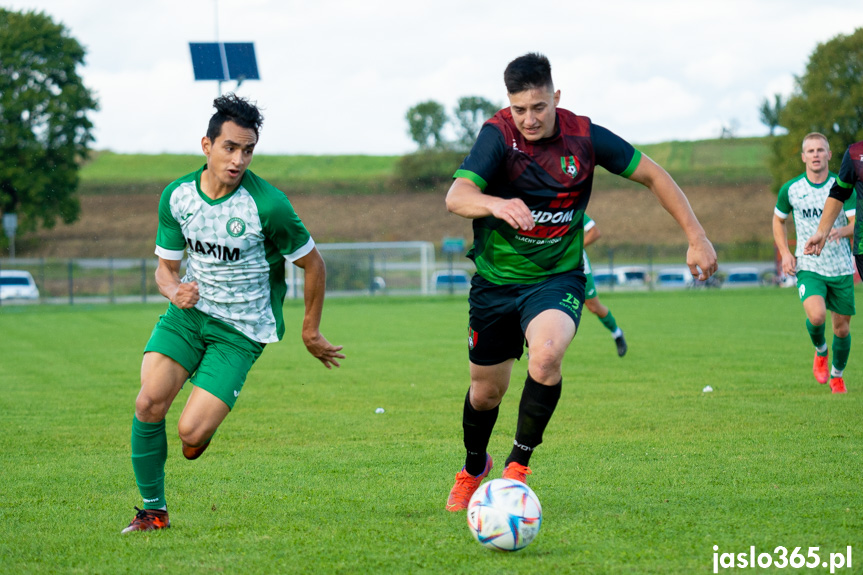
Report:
453,96,499,150
768,28,863,192
0,8,98,234
405,100,447,150
759,93,785,136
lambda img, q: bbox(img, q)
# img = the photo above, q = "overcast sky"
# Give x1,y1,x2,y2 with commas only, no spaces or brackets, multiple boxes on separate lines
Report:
5,0,863,155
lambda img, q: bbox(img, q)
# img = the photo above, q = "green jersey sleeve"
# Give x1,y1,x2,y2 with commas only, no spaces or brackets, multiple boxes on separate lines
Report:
264,195,314,262
244,171,314,262
155,180,188,259
775,181,792,217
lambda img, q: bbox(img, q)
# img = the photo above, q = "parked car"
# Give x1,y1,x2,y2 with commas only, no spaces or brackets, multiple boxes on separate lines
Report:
590,265,648,288
0,270,40,300
432,270,471,292
693,274,722,289
655,267,695,289
723,266,763,288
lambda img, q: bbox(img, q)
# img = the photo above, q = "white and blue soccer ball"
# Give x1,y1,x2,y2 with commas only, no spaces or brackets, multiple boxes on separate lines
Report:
466,478,542,551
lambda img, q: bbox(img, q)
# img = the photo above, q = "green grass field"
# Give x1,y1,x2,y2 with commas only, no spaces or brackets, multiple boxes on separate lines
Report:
1,289,861,574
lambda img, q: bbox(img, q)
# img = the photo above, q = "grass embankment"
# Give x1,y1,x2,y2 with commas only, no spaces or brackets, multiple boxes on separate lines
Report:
79,137,773,195
79,153,402,195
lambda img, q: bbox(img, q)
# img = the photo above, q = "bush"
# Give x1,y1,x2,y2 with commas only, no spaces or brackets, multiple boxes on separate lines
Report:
392,150,466,191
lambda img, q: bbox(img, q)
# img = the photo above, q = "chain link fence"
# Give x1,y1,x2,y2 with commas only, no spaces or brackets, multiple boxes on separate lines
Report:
0,242,439,305
0,241,783,306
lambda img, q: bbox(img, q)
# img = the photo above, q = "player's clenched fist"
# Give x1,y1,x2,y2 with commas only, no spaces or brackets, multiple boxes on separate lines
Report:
172,281,199,308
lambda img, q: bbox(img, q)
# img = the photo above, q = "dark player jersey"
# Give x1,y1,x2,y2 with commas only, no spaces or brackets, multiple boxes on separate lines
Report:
454,107,640,284
828,141,863,254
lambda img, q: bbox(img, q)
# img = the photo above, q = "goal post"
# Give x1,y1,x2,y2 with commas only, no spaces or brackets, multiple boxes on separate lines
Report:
286,241,436,298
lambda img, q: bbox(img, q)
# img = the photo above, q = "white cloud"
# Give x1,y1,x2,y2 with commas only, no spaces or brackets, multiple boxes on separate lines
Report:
5,0,863,153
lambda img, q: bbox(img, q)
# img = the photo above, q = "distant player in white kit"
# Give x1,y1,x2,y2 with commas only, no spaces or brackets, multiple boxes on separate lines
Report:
773,132,856,394
122,94,345,532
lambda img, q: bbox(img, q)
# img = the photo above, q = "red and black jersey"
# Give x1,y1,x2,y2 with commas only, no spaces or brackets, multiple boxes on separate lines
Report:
454,107,640,284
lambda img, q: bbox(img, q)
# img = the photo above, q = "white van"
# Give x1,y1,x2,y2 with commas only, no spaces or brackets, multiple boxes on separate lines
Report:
655,267,695,289
590,265,648,288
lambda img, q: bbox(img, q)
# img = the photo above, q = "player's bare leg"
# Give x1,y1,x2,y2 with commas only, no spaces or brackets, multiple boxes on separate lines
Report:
586,296,627,357
137,352,189,422
177,386,230,460
828,312,851,394
524,309,575,384
803,296,829,384
124,352,188,533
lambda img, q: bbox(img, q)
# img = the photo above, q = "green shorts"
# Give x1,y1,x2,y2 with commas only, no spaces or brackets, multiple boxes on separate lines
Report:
144,304,266,409
796,271,856,316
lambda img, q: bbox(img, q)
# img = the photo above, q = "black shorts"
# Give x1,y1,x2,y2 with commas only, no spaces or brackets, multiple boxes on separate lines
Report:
467,270,586,366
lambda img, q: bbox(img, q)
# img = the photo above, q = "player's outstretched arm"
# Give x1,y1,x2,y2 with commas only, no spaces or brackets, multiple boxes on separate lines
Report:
446,177,535,231
804,197,844,255
627,154,717,280
294,248,344,369
155,257,199,308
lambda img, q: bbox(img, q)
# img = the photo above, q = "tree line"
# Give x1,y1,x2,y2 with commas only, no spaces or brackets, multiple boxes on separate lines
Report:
762,27,863,192
405,96,501,152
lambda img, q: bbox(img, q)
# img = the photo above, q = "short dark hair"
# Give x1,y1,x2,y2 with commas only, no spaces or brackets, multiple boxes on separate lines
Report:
504,53,553,94
206,93,264,142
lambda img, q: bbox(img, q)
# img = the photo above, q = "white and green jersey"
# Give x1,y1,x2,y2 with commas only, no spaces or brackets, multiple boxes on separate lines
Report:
155,165,314,343
775,172,856,277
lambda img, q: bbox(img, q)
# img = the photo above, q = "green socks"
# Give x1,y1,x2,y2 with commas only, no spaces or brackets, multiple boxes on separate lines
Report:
832,334,851,373
131,416,168,510
598,310,619,333
806,319,827,352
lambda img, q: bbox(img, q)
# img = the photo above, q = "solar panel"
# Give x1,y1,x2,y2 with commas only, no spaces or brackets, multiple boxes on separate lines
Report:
189,43,227,81
189,42,259,82
224,43,259,80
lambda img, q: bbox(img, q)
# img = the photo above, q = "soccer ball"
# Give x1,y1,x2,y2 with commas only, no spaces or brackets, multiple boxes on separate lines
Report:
466,478,542,551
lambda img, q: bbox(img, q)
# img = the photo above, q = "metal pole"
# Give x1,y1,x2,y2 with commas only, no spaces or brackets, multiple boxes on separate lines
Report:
141,259,147,304
608,247,615,292
448,252,454,295
214,0,220,43
68,259,74,305
109,257,115,304
215,0,222,97
648,245,654,291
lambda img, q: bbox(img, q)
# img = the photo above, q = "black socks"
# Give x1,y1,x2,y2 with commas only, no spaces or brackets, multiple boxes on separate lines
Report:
462,390,499,475
506,373,561,467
